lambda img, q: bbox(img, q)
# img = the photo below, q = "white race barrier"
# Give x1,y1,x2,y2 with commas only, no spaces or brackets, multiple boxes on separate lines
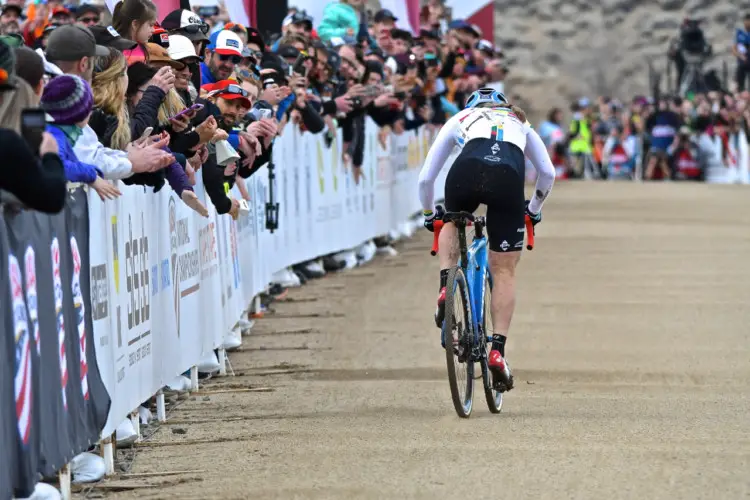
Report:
89,118,439,437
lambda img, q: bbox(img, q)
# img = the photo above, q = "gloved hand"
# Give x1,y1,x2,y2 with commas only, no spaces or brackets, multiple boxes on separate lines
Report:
525,200,541,227
423,209,437,232
423,205,444,232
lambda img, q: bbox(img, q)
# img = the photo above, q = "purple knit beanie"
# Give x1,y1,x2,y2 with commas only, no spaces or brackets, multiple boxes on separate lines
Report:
40,74,93,125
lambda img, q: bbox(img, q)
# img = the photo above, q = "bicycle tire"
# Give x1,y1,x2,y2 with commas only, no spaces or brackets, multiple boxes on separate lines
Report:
480,273,503,413
443,266,474,418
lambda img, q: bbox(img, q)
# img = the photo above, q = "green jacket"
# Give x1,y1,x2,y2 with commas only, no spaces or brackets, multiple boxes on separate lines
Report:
569,116,592,154
317,2,359,42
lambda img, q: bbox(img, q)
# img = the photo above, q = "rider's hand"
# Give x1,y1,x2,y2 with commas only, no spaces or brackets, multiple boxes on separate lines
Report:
525,200,542,227
423,205,444,232
423,209,437,232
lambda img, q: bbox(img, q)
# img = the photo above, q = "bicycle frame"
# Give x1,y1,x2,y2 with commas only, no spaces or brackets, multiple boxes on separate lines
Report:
454,221,489,344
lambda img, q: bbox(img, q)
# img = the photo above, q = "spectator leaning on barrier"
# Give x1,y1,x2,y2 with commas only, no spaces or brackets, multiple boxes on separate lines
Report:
45,24,174,179
41,74,123,200
0,39,67,213
200,29,243,85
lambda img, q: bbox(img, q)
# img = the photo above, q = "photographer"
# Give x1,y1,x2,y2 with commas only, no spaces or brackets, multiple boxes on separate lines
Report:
0,40,66,213
668,18,711,92
274,45,325,134
670,126,702,181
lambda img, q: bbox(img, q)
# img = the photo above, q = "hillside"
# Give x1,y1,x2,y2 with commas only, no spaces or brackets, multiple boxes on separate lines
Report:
496,0,748,118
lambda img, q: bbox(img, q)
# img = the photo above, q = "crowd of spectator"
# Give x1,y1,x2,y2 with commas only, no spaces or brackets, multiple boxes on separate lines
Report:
0,0,510,267
535,91,750,183
530,14,747,184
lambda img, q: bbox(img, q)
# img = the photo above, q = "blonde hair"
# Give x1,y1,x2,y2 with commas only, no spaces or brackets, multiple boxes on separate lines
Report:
92,48,132,150
157,88,186,126
0,79,40,134
478,102,527,123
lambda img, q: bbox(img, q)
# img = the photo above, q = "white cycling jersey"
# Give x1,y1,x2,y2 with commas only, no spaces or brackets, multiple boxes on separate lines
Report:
417,106,556,215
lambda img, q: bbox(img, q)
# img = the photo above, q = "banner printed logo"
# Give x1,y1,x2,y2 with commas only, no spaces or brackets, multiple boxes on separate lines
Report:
10,254,32,445
316,142,325,193
170,197,201,338
24,247,39,357
125,213,149,330
111,216,119,294
51,237,68,409
230,219,240,289
70,237,89,400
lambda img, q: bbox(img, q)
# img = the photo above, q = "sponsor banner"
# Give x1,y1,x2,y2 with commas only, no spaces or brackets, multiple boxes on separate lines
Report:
90,119,438,438
0,190,109,498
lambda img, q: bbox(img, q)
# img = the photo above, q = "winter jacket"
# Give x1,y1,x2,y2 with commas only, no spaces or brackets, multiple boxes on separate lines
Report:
0,129,67,213
317,2,359,42
46,125,101,183
73,125,132,180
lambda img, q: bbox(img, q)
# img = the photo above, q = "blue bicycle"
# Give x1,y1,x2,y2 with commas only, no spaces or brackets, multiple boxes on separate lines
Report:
430,210,534,418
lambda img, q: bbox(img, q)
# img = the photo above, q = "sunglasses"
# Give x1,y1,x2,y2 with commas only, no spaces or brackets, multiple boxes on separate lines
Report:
218,53,242,64
181,23,209,35
217,83,248,97
79,16,99,24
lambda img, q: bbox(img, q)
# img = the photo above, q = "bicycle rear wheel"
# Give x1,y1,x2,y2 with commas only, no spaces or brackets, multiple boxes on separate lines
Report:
479,273,503,413
443,266,474,418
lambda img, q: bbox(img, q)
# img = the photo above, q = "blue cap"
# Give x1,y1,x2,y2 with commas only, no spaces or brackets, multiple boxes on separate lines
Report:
449,20,471,31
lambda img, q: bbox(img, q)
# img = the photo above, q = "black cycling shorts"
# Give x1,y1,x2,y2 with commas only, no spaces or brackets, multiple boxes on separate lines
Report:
444,138,526,253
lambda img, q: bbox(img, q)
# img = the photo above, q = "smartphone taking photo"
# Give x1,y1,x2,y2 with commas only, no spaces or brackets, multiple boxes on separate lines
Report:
21,109,47,156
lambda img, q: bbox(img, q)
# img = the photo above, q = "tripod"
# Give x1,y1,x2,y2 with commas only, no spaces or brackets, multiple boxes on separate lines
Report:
678,51,707,97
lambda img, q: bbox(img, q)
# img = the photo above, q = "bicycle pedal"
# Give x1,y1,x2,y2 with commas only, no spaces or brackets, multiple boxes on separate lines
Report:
492,375,514,393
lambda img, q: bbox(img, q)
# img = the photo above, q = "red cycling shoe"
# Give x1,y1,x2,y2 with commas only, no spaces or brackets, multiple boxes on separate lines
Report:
434,286,446,327
488,350,514,392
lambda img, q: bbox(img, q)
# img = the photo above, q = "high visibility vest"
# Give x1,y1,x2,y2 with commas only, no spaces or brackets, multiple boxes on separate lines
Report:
569,118,592,154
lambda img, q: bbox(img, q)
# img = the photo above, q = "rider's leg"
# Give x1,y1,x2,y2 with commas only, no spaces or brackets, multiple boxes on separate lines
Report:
438,222,459,275
488,251,522,354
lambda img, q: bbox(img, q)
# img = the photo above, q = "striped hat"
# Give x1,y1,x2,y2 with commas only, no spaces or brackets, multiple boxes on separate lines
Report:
40,75,93,125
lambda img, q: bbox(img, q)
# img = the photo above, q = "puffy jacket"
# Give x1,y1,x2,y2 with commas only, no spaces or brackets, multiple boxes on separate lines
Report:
46,125,101,183
317,2,359,42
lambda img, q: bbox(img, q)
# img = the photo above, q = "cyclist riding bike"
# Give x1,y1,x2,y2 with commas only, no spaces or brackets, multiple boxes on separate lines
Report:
417,88,555,392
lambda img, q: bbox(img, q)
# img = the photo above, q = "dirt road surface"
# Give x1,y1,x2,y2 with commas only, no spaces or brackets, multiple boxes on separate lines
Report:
96,182,750,500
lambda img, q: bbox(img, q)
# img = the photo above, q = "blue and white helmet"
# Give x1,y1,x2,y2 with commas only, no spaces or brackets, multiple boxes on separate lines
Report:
465,88,508,109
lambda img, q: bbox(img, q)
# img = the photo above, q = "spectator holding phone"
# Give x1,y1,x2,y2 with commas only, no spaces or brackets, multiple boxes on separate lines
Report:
120,61,208,216
0,40,66,212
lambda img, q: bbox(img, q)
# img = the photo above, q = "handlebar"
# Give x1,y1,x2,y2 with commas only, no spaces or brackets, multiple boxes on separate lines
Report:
430,213,536,255
524,214,535,251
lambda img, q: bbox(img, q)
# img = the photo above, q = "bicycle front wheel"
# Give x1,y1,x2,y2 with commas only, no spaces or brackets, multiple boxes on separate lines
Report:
443,266,474,418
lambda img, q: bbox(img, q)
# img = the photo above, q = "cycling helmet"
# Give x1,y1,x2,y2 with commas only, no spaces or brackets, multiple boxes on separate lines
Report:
465,88,508,109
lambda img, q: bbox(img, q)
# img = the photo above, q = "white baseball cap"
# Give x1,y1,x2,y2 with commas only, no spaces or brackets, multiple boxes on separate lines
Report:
207,29,243,57
168,34,200,61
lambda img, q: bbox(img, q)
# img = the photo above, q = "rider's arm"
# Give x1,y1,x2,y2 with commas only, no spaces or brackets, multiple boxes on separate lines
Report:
417,115,459,212
524,128,556,214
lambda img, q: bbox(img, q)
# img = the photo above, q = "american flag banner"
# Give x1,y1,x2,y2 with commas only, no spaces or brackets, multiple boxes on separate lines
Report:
0,187,110,498
70,237,90,401
10,254,32,446
51,237,68,410
24,247,40,357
